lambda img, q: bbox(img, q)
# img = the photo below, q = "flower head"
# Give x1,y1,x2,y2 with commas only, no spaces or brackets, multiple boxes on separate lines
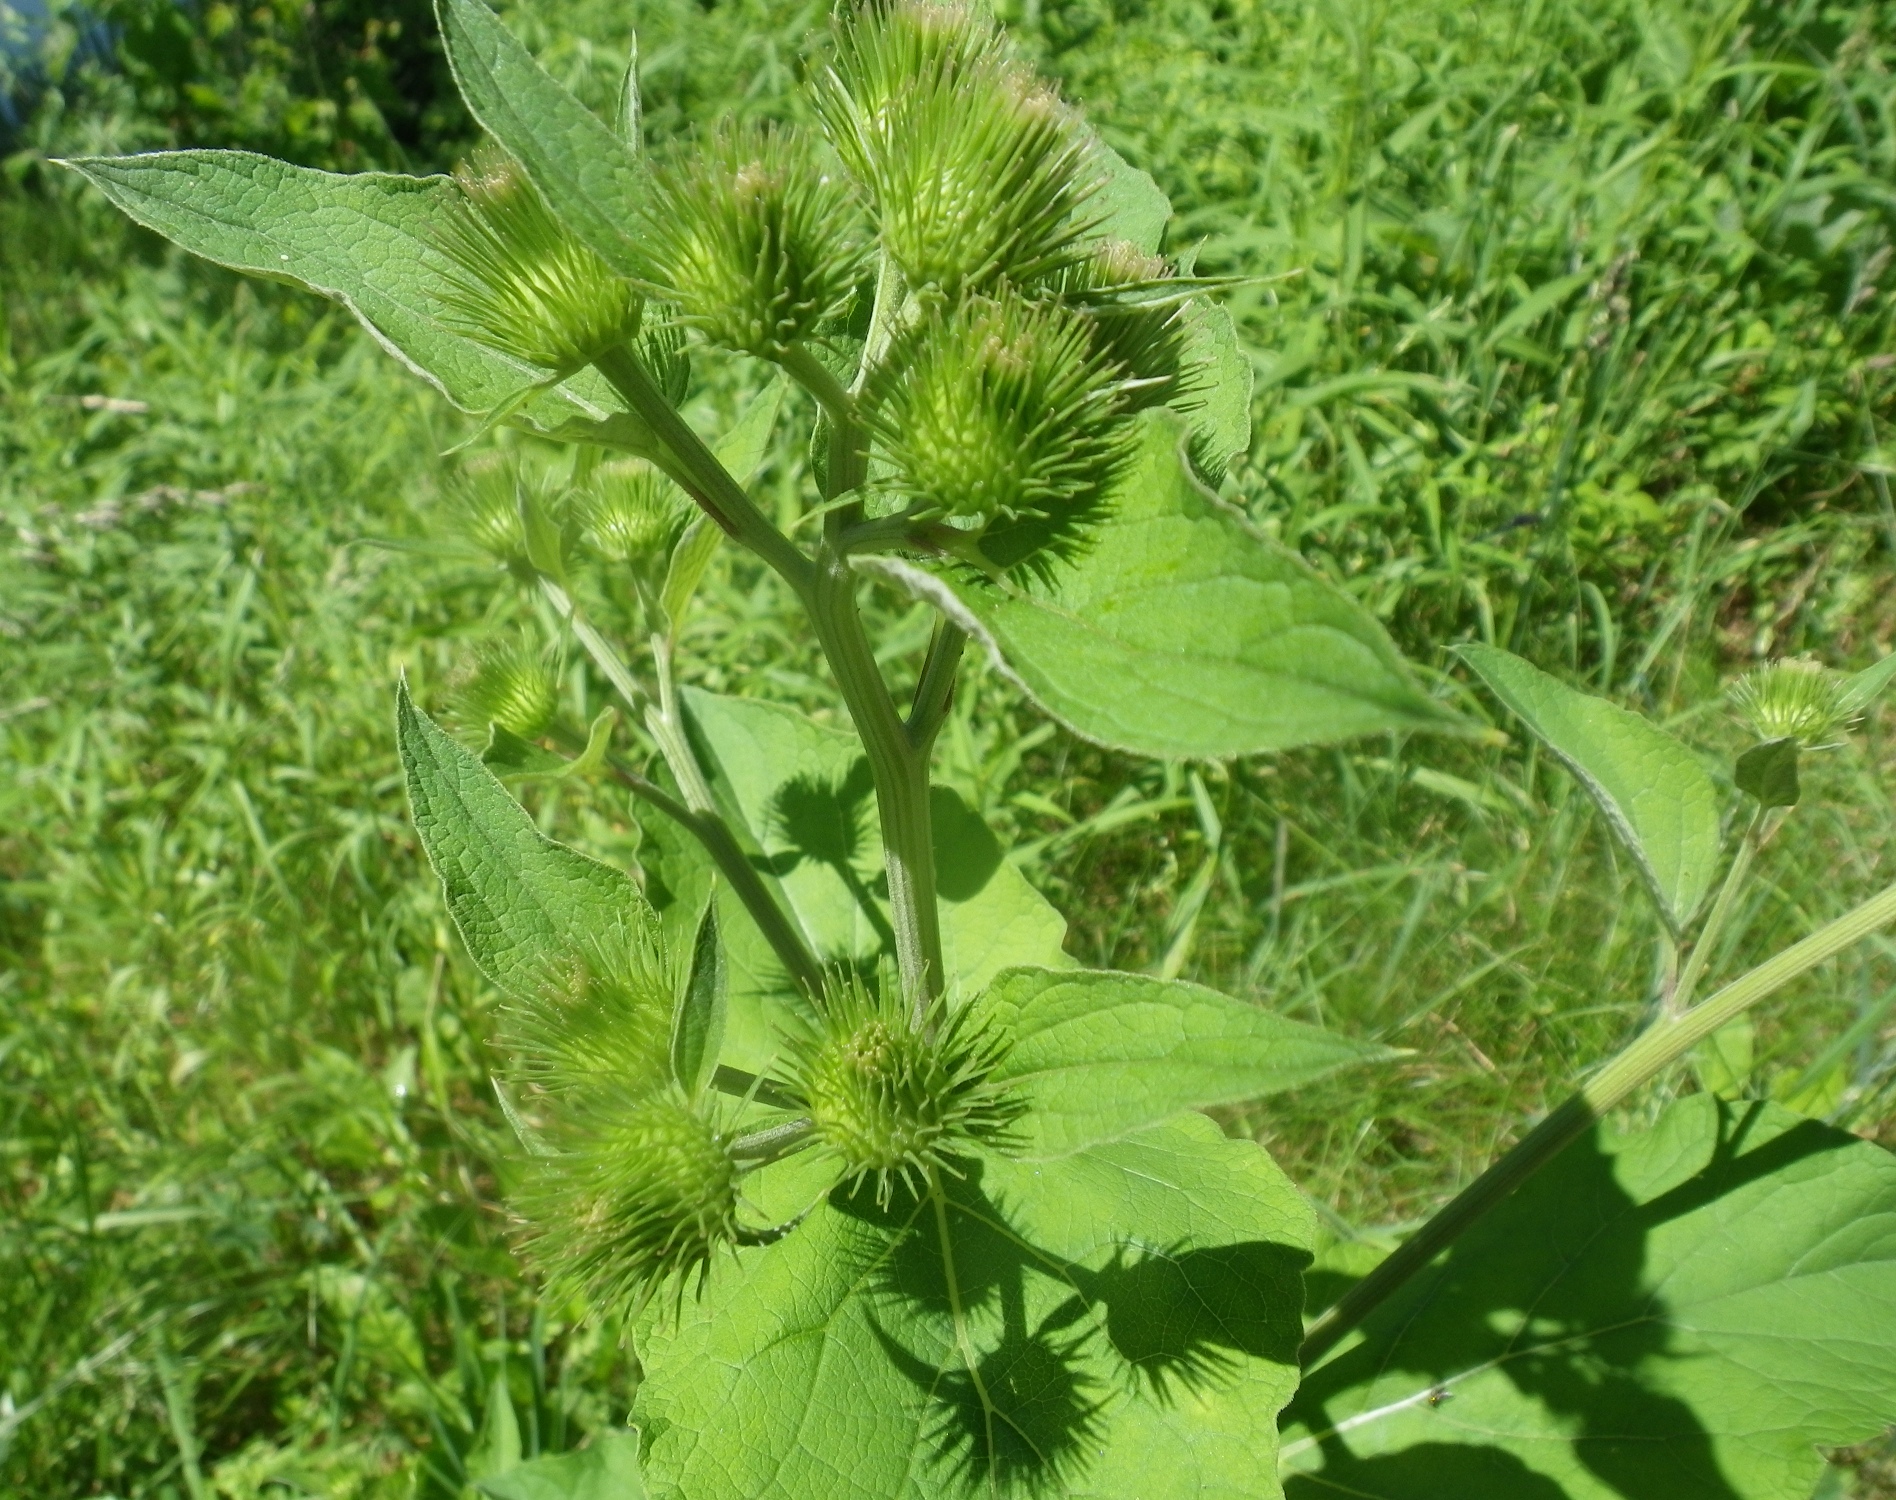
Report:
818,1,1096,296
502,924,733,1316
1728,659,1857,749
866,287,1136,568
642,122,870,360
514,1082,739,1317
577,457,692,564
780,973,1024,1206
433,144,642,374
456,636,559,739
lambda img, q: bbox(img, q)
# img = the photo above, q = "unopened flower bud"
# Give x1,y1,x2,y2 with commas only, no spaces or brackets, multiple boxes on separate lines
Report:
818,1,1094,295
433,144,642,375
457,636,559,740
515,1083,739,1316
578,458,691,563
643,123,870,360
1729,659,1856,749
866,288,1135,545
449,451,528,563
781,975,1022,1206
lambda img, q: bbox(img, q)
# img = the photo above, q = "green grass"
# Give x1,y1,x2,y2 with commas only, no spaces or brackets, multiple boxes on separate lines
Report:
3,0,1895,1492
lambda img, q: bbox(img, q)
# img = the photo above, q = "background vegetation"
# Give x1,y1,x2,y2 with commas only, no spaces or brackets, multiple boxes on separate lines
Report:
3,0,1894,1492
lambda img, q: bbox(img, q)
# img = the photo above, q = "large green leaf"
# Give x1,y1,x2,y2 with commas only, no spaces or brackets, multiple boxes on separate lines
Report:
436,0,647,278
1459,645,1722,932
984,966,1391,1159
1282,1094,1896,1500
638,1112,1313,1499
59,152,620,423
640,688,1070,1070
397,682,648,998
475,1432,646,1500
866,411,1461,759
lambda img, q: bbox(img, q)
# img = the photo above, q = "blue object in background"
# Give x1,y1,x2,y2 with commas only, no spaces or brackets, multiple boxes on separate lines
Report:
0,0,116,136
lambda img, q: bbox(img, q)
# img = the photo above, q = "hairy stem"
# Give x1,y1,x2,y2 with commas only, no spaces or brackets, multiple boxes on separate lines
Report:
644,631,718,813
907,619,967,750
780,343,856,428
1299,877,1896,1368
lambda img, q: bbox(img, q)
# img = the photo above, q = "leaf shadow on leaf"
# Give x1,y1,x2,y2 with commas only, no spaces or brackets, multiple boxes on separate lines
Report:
1285,1101,1853,1500
829,1158,1308,1497
763,758,896,958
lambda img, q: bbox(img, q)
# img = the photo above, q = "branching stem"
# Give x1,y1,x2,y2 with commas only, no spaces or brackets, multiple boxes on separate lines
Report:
595,339,950,1018
1299,877,1896,1368
594,344,812,594
809,528,944,1017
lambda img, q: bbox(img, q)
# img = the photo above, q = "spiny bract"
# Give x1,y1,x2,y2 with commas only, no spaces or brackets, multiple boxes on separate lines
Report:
866,286,1136,531
818,0,1096,296
1729,659,1857,748
782,975,1024,1205
433,144,642,374
642,121,870,360
577,457,691,564
1046,238,1196,414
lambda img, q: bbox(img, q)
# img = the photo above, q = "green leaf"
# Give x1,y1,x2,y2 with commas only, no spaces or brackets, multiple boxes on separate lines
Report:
476,1432,647,1500
1180,298,1252,477
637,688,1070,1072
483,709,616,782
1840,650,1896,715
1735,736,1801,808
1085,138,1172,254
711,375,787,481
397,682,648,998
670,902,726,1100
1459,645,1722,932
436,0,647,278
519,483,568,585
866,411,1461,759
483,722,568,778
1282,1094,1896,1500
983,966,1390,1159
58,152,620,423
637,1112,1313,1499
465,1371,524,1481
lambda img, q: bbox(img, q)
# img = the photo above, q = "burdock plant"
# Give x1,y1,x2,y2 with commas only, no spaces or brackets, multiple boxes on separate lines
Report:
64,2,1896,1496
